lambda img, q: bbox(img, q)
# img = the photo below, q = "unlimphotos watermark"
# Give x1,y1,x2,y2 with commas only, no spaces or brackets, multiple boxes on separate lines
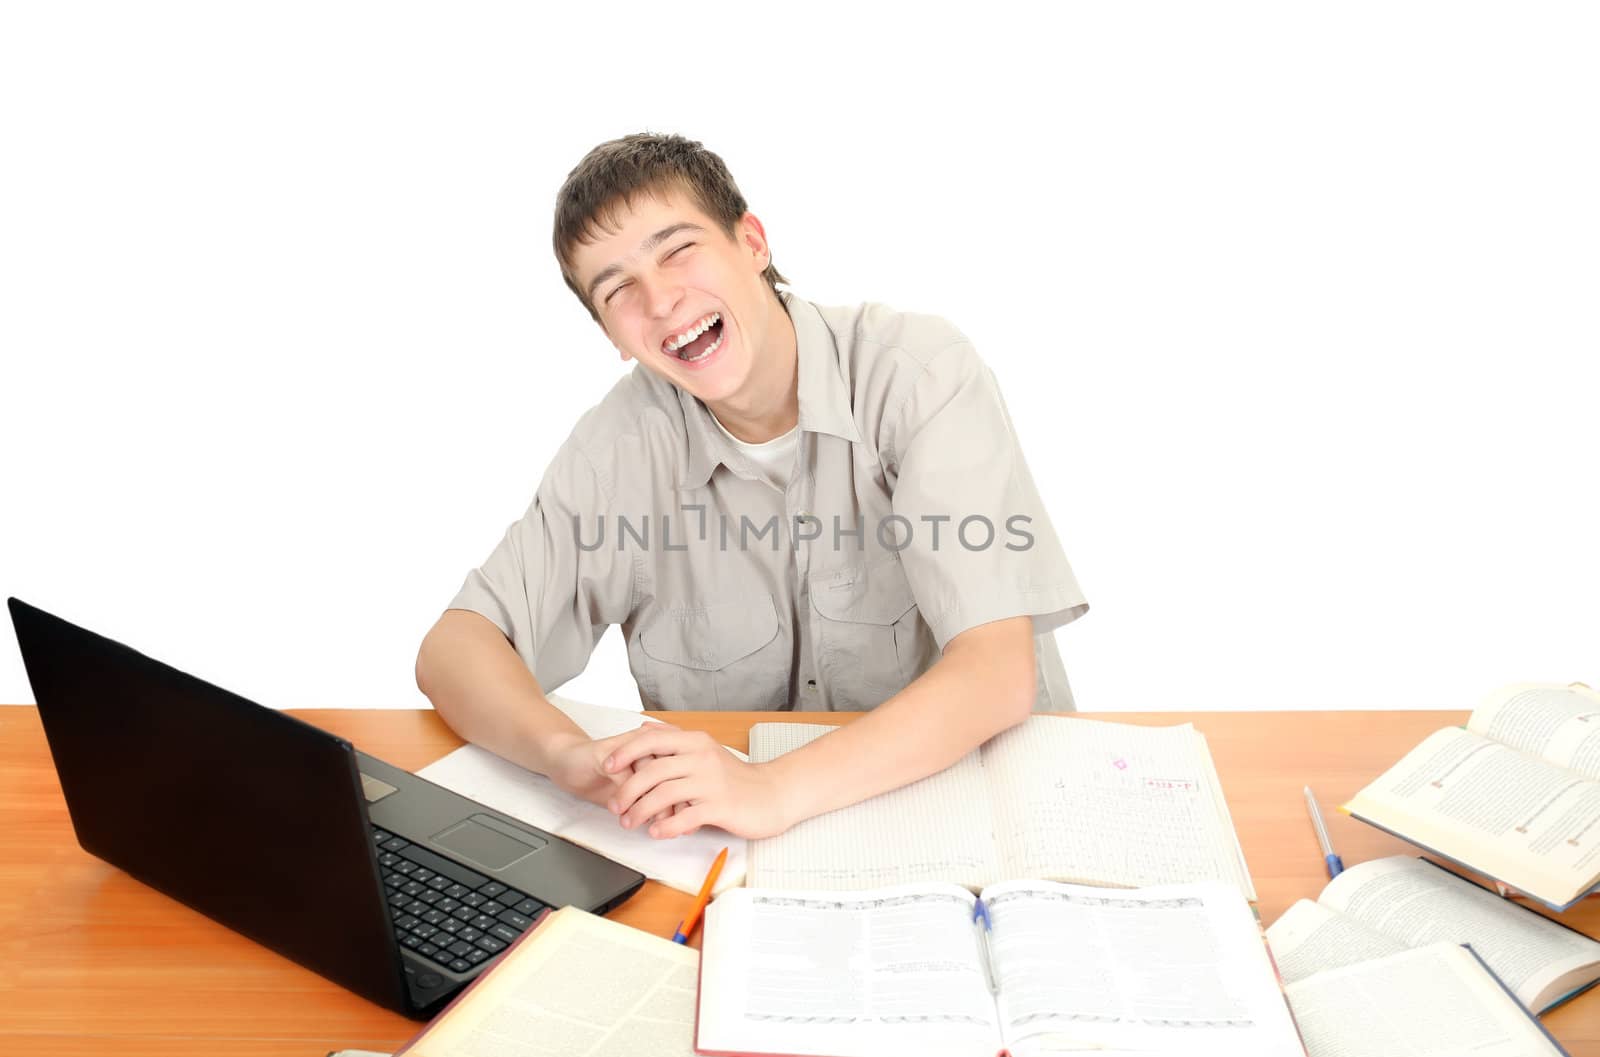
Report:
572,505,1035,553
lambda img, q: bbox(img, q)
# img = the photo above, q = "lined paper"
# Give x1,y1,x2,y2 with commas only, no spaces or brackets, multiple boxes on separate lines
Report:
746,723,1000,890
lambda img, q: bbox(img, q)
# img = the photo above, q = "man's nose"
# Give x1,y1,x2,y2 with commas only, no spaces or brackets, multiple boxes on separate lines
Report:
642,273,684,320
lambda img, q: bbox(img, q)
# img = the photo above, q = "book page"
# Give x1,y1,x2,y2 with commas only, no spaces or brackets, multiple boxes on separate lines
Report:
1343,726,1600,907
983,717,1256,900
401,907,699,1057
696,883,1001,1057
1469,683,1600,780
1264,899,1406,983
1284,944,1564,1057
984,879,1302,1057
1317,855,1600,1012
745,723,1001,890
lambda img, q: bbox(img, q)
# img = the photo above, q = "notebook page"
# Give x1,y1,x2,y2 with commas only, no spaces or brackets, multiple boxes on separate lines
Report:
745,723,1000,890
984,717,1257,900
402,907,699,1057
1195,731,1257,895
986,879,1302,1057
1284,944,1564,1057
697,884,1000,1057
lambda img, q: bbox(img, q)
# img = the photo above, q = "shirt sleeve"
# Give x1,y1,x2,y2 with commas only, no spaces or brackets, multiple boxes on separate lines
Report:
447,441,635,692
885,341,1088,651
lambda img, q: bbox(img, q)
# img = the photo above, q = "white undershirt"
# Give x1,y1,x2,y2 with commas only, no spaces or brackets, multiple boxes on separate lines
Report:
711,414,800,491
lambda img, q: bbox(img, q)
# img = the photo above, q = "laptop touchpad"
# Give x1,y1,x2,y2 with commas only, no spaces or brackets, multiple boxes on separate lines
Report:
432,814,545,870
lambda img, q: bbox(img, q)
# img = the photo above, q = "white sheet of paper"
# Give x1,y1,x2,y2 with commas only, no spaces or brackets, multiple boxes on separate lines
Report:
416,694,747,896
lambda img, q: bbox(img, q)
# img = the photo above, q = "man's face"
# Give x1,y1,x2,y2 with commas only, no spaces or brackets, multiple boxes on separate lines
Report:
571,188,778,406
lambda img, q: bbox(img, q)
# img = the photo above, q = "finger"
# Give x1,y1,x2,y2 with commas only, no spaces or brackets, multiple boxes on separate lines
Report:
589,728,636,751
643,799,684,828
621,779,696,829
623,781,696,829
609,755,695,816
643,801,676,827
604,728,699,774
649,803,708,840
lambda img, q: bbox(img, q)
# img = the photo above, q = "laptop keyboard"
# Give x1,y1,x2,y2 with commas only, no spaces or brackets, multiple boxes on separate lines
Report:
371,825,550,975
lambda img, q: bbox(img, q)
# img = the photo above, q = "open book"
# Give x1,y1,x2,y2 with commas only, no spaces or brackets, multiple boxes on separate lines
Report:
1284,944,1568,1057
1343,682,1600,909
1265,855,1600,1013
695,879,1303,1057
747,716,1255,900
391,905,698,1057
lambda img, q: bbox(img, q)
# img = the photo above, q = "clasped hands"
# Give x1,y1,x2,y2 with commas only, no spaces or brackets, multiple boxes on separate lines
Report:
544,721,791,840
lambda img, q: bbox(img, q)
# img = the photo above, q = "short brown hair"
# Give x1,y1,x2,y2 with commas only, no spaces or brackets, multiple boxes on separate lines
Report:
553,132,789,321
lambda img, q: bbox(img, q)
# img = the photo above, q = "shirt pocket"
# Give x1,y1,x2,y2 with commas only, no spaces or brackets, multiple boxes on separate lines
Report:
635,593,791,711
809,557,936,708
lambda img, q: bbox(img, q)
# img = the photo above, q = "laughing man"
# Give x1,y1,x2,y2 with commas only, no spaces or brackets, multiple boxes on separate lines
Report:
415,133,1087,841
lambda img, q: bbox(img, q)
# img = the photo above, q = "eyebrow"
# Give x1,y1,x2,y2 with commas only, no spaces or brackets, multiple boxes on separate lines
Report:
585,222,708,302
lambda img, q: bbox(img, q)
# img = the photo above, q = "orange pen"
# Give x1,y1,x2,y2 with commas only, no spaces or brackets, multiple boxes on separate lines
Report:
671,846,729,944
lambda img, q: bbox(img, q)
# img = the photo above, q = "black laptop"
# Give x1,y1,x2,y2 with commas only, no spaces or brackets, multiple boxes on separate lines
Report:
7,597,645,1017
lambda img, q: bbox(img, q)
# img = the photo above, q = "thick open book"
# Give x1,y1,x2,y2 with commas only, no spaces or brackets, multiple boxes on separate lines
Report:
1343,682,1600,910
1265,855,1600,1013
695,879,1303,1057
1282,944,1569,1057
391,906,699,1057
747,716,1255,900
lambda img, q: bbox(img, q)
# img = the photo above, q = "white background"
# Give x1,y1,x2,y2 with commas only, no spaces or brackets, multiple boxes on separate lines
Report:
2,2,1596,713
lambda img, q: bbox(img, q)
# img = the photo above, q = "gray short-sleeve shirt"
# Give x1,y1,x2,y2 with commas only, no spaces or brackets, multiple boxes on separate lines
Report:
449,294,1089,712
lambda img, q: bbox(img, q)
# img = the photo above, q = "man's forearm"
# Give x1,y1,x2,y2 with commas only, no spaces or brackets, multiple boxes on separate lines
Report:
414,609,586,775
764,616,1038,829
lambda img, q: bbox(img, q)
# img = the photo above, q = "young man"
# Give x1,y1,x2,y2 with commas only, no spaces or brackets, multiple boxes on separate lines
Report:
415,133,1087,842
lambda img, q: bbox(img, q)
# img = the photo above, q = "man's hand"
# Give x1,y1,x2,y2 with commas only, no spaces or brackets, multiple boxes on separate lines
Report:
540,728,644,807
601,724,791,840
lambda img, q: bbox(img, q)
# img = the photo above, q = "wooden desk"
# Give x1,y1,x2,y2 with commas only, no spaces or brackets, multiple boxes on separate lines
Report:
2,706,1598,1055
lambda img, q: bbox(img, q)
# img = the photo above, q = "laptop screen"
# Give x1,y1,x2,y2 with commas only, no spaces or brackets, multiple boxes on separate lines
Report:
9,598,410,1013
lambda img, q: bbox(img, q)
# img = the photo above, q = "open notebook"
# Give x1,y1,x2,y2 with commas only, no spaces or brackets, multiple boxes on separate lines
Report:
747,715,1256,900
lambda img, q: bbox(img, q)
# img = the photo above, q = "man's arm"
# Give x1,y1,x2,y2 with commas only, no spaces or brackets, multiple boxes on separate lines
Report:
600,615,1038,839
415,609,637,806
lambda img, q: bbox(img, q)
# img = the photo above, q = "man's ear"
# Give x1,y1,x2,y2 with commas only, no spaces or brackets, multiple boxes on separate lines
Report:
738,212,772,273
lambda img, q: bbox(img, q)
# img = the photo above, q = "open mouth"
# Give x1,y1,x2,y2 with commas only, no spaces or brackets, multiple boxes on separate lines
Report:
662,312,725,365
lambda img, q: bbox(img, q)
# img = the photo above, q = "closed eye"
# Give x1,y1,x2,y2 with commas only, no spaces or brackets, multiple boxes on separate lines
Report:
664,241,695,260
603,280,632,304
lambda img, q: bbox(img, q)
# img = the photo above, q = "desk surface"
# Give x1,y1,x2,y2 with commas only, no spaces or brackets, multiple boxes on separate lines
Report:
2,705,1598,1055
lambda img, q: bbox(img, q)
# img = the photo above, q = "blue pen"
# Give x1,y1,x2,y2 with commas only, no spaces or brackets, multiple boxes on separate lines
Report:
1304,786,1345,879
972,897,999,995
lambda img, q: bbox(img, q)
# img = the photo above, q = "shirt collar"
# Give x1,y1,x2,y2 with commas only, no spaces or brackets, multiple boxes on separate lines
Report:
676,293,862,491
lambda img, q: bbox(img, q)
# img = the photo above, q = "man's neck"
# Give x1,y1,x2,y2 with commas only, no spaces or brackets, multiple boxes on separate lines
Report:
706,293,799,444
